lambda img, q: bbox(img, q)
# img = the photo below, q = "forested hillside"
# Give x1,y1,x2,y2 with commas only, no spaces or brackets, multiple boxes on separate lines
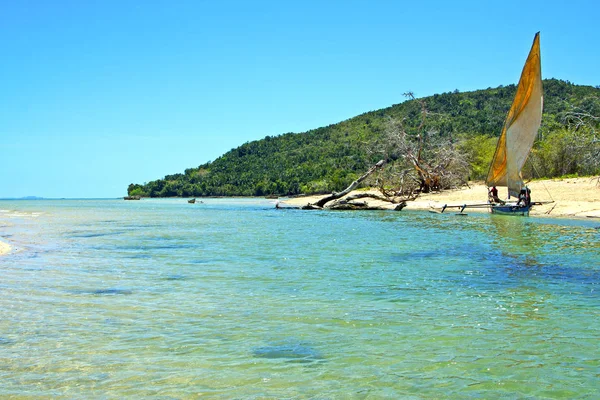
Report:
128,79,600,197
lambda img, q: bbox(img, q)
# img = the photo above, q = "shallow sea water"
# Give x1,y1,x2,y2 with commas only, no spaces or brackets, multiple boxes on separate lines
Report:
0,198,598,399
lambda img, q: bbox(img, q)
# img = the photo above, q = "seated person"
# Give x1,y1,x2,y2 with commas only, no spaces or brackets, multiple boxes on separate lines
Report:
517,188,528,206
488,186,503,204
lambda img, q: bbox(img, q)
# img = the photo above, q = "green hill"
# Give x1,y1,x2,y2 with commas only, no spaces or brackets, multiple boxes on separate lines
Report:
128,79,600,198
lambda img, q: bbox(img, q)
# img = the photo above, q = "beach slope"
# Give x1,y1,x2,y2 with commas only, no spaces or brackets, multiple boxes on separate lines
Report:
282,177,600,219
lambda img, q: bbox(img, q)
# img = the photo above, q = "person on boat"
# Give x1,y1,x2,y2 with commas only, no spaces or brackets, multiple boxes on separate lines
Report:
517,188,530,207
488,186,502,204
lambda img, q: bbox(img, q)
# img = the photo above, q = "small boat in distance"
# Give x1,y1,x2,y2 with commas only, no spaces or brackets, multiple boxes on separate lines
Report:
485,32,543,216
124,195,141,200
188,198,196,204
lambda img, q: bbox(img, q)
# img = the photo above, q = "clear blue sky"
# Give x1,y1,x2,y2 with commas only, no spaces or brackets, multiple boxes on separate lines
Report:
1,0,598,198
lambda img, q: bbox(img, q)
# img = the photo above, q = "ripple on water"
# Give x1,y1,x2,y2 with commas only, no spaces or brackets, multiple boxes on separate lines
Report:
0,199,598,398
0,337,16,346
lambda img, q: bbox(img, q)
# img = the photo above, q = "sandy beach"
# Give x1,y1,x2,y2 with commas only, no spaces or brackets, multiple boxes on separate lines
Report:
282,176,600,219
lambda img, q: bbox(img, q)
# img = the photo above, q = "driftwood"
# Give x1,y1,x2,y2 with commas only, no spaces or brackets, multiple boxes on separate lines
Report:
298,159,418,211
309,160,385,208
545,202,558,215
301,203,325,210
344,192,414,204
305,199,407,211
329,200,368,210
329,201,406,211
343,192,389,202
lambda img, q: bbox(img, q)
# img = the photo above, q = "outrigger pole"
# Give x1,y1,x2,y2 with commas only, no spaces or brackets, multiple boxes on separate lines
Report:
429,203,493,214
430,201,553,215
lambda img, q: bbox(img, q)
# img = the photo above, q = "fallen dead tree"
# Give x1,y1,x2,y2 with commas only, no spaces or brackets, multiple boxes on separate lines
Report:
300,159,413,210
288,94,472,211
327,200,407,211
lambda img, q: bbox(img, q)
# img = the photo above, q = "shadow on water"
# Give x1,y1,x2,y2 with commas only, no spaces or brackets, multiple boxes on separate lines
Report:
93,242,200,252
119,234,202,251
69,288,133,296
160,274,188,281
0,337,16,346
479,252,600,295
253,341,325,364
387,213,599,292
486,216,599,278
189,258,220,264
68,230,129,238
124,253,153,259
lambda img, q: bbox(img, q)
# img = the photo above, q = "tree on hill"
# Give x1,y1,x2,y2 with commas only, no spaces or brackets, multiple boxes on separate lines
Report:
127,80,600,198
529,95,600,178
369,93,470,197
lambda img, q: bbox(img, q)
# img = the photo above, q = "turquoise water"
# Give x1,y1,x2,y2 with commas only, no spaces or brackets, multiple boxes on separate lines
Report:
1,198,598,399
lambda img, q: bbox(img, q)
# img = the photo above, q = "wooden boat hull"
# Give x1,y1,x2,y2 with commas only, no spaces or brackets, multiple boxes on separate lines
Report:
490,204,531,216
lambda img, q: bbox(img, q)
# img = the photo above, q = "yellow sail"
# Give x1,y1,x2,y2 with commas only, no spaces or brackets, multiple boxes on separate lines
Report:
486,32,543,198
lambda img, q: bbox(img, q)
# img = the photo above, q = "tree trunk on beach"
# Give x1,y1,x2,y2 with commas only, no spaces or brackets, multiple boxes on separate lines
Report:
299,94,472,212
305,159,386,208
327,200,407,211
300,160,411,210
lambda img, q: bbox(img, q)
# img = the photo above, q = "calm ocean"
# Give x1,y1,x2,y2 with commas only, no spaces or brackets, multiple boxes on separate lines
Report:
1,198,598,398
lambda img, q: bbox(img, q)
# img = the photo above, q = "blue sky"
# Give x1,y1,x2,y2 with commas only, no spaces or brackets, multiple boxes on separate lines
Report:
1,0,598,198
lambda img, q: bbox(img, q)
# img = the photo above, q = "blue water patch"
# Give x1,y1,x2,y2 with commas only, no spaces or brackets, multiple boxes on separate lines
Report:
253,342,325,364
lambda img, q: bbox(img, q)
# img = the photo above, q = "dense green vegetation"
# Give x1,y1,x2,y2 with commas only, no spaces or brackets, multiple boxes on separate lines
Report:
128,79,600,198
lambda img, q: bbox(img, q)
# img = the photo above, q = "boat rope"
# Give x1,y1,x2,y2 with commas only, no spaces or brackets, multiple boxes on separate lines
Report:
530,161,555,202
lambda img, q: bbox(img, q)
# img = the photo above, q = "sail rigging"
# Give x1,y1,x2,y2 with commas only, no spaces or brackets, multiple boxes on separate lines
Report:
486,32,543,198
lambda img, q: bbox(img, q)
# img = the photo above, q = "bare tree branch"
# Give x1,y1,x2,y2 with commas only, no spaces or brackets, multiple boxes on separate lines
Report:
304,160,385,209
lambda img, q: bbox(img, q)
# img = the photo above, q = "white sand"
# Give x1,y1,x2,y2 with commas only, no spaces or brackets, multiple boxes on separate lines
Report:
282,177,600,219
0,239,11,256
